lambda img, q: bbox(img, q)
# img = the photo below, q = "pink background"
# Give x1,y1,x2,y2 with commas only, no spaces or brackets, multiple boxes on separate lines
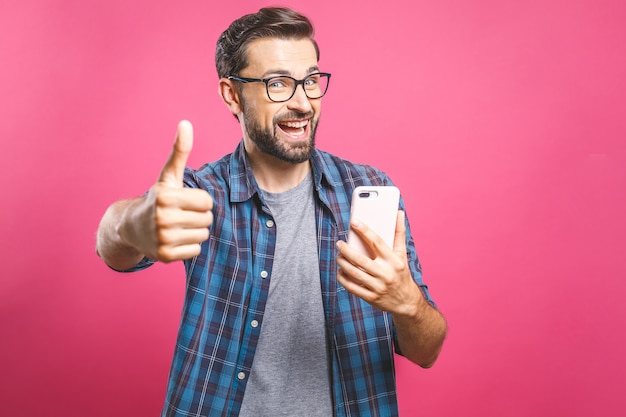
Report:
2,0,625,415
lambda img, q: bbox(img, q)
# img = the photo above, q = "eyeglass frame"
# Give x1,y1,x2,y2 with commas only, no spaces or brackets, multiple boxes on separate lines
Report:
227,72,332,103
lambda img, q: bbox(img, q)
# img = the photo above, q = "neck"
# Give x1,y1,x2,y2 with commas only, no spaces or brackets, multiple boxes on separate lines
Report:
247,150,311,193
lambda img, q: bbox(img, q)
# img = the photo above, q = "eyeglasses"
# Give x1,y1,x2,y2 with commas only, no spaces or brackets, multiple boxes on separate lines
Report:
227,72,331,102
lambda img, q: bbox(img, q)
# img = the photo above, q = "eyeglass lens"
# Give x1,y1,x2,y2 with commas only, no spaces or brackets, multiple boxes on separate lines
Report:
266,74,329,102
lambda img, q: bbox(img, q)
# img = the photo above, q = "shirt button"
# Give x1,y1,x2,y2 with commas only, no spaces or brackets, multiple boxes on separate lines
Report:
260,270,268,279
266,219,274,228
250,320,259,328
237,372,246,380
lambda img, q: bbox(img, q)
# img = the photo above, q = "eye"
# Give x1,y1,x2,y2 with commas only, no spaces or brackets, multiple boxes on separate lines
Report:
304,74,320,87
267,77,290,90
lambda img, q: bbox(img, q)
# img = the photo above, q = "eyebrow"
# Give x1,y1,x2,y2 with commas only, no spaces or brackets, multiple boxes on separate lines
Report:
260,66,320,78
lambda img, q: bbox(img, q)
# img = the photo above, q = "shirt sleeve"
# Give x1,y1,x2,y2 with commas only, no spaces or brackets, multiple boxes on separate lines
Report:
107,256,156,273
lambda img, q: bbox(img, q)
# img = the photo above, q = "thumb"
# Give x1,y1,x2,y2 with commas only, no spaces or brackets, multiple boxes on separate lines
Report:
158,120,193,186
392,210,408,255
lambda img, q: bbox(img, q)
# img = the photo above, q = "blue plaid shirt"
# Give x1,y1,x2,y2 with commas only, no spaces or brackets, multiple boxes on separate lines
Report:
133,141,435,416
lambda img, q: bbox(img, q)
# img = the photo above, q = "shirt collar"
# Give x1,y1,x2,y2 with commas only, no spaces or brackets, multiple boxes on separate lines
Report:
227,140,335,203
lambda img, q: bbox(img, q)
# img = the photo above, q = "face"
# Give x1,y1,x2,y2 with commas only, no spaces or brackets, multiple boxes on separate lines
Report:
235,38,323,164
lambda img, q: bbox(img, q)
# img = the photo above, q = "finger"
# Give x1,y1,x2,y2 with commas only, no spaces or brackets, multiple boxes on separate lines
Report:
336,252,377,289
157,243,203,263
157,227,210,247
155,207,213,229
155,187,214,212
337,267,377,301
158,120,194,186
349,218,391,258
336,239,373,269
392,210,408,256
178,189,214,211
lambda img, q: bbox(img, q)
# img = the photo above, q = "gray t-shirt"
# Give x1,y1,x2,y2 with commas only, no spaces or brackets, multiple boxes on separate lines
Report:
239,173,333,417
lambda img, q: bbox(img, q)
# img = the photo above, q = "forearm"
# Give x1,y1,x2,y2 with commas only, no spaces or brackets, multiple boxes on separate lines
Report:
335,211,447,367
393,291,447,368
96,198,146,271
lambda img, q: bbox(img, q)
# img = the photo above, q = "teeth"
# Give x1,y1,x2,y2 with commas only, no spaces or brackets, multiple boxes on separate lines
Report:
281,120,308,128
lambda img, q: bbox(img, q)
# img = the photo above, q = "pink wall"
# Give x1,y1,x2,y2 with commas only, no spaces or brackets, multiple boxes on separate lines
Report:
2,1,625,415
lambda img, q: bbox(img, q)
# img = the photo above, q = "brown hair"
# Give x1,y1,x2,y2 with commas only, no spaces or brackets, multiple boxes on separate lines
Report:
215,7,320,79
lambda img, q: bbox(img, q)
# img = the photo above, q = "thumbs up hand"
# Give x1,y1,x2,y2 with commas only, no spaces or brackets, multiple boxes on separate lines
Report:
118,121,214,263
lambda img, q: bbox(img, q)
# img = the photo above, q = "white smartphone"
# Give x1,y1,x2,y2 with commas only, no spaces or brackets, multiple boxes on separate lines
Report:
347,186,400,258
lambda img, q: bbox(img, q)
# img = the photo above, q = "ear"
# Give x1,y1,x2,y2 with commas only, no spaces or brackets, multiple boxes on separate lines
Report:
218,78,242,116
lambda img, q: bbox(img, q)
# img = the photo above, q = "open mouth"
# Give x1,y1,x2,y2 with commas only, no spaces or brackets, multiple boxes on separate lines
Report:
277,119,309,139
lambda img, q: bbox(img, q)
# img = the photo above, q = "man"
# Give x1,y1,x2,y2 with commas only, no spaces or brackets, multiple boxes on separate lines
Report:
96,7,446,417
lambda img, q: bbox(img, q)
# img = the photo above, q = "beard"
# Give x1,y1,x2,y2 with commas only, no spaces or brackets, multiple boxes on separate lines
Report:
241,100,319,164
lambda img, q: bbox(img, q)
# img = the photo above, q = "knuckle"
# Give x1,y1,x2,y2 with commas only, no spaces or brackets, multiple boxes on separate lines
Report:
156,228,171,245
371,235,385,250
380,273,393,285
155,188,178,207
154,207,175,229
394,260,409,275
378,286,389,297
155,193,170,207
202,192,214,209
347,263,359,277
156,246,173,262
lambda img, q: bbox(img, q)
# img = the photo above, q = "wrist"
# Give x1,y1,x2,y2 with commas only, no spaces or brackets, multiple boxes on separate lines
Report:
115,198,146,256
393,283,426,321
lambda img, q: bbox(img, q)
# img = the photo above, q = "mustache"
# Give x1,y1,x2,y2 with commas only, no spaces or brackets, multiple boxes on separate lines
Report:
274,111,315,123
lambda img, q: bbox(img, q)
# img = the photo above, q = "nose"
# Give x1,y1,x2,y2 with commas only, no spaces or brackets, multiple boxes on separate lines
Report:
286,83,313,112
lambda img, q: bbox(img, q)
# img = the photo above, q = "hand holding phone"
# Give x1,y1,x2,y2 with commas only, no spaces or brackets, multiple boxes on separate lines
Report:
347,186,400,258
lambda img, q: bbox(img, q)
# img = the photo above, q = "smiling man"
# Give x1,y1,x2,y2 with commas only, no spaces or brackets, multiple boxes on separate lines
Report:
226,39,323,165
96,7,446,417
